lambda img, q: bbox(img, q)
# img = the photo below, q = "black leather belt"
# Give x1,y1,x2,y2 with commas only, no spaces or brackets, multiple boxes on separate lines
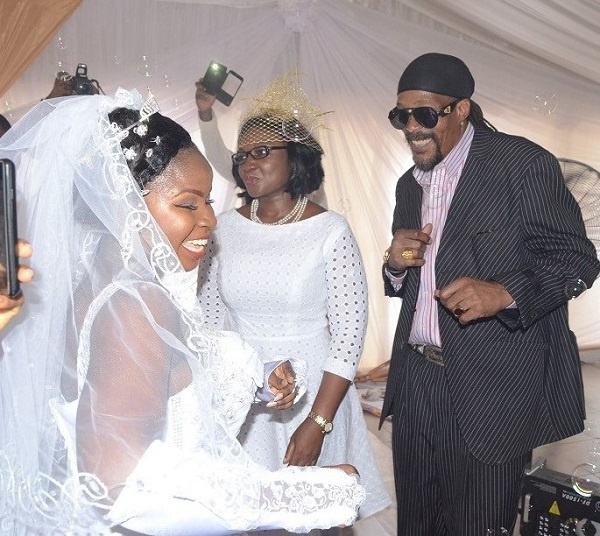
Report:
408,343,444,366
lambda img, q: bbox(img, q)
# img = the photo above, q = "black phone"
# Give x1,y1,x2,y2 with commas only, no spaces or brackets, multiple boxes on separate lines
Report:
202,61,244,106
0,159,20,298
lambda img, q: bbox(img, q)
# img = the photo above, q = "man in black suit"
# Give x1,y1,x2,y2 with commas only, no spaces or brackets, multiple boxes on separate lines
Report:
381,52,600,535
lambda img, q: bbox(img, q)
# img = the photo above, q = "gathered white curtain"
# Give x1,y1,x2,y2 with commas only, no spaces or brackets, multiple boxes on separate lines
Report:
2,0,599,369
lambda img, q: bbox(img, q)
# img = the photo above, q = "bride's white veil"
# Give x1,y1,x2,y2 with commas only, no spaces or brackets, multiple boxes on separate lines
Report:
0,89,255,532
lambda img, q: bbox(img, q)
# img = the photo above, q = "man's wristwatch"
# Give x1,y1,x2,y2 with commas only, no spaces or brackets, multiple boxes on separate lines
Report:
383,247,391,263
307,411,333,434
383,247,405,276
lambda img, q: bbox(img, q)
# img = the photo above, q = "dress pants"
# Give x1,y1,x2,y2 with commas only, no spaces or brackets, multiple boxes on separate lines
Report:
391,348,529,536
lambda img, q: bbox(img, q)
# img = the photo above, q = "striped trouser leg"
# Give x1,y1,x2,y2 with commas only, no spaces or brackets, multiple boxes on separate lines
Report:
392,349,529,536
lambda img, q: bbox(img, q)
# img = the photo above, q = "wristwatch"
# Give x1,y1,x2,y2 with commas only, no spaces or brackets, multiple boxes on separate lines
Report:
383,247,405,276
307,411,333,434
383,247,391,263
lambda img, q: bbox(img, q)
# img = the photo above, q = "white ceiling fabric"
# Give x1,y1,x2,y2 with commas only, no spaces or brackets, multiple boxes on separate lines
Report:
356,0,600,85
2,0,599,368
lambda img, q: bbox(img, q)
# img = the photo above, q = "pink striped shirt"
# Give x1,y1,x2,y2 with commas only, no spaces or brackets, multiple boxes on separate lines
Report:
389,123,474,347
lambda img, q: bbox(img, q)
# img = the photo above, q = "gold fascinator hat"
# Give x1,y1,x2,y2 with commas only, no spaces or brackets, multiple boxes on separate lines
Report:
237,73,331,153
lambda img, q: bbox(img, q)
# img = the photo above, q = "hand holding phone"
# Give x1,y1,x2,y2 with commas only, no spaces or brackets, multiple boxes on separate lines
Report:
1,159,21,298
195,79,218,121
0,240,33,331
201,61,244,107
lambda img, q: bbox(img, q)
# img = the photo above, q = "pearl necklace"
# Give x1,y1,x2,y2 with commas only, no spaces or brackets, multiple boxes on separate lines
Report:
250,196,308,225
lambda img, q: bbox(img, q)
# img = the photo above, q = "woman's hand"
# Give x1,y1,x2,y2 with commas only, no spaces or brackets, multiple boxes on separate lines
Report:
0,240,33,331
329,464,360,528
267,361,296,410
329,463,358,476
282,372,350,465
195,79,217,122
283,418,325,466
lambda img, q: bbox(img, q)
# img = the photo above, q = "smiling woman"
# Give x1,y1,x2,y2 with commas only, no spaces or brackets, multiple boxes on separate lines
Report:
108,106,217,271
142,148,215,270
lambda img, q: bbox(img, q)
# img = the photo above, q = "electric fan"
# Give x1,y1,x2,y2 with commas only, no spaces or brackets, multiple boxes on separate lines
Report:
559,158,600,261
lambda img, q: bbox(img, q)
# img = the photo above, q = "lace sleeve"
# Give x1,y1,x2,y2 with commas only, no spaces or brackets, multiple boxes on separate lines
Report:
323,219,368,380
108,440,365,535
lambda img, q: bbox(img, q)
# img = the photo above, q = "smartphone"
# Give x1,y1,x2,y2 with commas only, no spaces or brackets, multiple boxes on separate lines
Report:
0,159,20,298
202,61,244,106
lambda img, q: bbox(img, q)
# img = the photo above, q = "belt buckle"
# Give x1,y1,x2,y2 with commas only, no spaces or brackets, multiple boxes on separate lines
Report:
410,343,444,366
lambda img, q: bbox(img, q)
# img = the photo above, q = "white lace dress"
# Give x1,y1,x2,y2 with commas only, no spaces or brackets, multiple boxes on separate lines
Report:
198,209,391,521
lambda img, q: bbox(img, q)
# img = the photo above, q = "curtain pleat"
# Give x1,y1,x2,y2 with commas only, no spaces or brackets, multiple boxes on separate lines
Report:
0,0,81,98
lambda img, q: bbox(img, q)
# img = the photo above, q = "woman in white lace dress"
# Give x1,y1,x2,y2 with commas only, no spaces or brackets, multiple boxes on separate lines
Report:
198,78,390,529
0,90,365,535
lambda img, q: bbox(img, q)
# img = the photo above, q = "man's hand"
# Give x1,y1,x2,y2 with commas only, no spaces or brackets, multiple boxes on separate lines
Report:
195,79,217,122
386,223,433,272
435,277,514,324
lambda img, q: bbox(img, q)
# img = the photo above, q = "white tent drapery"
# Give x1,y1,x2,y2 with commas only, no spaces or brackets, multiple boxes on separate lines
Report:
2,0,599,369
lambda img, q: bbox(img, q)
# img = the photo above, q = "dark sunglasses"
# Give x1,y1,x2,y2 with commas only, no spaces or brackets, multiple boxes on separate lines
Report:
388,99,461,130
231,145,288,166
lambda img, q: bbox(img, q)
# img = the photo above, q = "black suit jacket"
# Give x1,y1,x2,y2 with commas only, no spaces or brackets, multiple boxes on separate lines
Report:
381,127,600,464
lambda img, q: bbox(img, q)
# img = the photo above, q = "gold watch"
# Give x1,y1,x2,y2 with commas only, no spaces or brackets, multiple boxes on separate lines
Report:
307,411,333,434
383,247,391,263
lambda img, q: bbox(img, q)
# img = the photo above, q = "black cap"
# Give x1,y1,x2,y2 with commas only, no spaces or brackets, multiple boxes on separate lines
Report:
397,53,475,98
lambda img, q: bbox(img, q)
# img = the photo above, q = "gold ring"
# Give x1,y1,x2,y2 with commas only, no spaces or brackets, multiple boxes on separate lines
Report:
401,249,413,260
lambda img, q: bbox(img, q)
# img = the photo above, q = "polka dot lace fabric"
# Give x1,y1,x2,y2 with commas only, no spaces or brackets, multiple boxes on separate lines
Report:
198,210,391,521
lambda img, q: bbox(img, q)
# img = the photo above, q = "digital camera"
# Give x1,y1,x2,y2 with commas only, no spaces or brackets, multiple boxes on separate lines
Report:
71,64,99,95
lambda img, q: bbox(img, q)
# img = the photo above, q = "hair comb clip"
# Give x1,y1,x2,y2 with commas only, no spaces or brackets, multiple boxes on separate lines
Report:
124,147,137,161
139,89,160,120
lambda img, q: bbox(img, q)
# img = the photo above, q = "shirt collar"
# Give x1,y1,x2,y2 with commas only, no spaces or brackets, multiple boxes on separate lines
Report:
413,122,474,186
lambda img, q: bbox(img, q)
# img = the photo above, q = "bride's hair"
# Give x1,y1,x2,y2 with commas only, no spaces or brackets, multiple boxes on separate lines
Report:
108,107,197,191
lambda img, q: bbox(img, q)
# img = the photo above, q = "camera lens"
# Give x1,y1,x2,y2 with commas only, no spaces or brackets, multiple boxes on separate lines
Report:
73,78,94,95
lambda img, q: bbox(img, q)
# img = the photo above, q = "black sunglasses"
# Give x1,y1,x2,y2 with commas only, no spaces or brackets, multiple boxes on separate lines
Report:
231,145,288,166
388,99,461,130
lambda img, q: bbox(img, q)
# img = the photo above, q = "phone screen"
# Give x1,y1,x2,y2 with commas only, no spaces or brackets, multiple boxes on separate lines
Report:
221,71,243,99
0,159,20,298
216,71,244,106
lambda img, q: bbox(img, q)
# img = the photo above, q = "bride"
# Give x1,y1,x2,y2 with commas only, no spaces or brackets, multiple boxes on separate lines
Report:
0,89,364,535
